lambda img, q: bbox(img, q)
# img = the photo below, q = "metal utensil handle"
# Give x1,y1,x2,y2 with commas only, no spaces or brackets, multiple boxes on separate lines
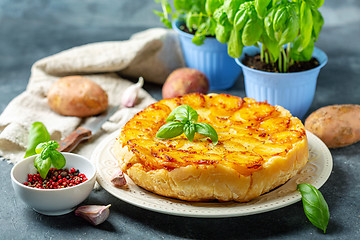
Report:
58,127,92,152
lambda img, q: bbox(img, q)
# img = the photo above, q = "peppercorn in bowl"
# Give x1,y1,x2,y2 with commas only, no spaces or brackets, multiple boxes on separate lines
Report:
11,152,96,216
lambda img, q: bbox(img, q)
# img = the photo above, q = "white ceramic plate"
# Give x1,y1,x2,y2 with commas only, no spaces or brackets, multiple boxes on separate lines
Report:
93,130,332,218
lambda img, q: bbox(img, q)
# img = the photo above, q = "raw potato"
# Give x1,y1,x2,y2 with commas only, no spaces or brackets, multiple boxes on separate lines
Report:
47,76,108,117
162,68,209,99
305,104,360,148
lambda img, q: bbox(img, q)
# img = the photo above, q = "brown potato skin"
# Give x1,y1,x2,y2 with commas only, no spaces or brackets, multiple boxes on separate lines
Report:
305,104,360,148
47,76,108,117
162,68,209,99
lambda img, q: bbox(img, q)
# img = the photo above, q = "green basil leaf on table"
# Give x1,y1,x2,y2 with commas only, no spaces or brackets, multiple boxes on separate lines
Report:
156,122,185,139
195,123,218,145
297,183,330,233
184,123,196,142
24,122,51,158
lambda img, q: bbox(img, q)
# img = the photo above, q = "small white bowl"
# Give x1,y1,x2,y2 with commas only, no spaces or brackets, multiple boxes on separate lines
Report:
11,152,96,216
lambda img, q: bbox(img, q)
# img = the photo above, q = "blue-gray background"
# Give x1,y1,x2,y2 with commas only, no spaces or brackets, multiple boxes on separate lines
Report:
1,1,359,239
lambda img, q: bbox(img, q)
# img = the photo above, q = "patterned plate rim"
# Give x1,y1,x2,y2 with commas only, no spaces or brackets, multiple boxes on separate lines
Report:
93,130,333,218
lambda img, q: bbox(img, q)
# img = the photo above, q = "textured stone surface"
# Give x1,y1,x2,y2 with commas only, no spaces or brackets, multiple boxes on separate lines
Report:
1,0,360,239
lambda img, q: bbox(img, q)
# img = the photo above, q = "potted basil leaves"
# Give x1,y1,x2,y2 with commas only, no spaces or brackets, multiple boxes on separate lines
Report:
232,0,327,119
154,0,242,90
155,0,327,119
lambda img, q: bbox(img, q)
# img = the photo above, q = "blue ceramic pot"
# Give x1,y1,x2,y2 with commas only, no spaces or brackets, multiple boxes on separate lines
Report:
172,19,241,90
235,46,327,119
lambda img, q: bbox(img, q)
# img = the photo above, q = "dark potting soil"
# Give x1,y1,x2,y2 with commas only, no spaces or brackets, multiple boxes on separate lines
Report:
242,54,320,73
180,24,215,38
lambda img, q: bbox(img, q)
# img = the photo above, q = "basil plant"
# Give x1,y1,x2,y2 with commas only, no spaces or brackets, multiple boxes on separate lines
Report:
155,0,325,73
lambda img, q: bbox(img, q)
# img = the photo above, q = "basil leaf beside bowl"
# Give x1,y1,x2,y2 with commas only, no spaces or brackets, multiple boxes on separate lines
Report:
297,183,330,233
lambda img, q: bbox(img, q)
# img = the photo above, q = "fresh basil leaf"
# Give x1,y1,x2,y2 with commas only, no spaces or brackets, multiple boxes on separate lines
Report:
50,150,66,170
184,123,196,142
291,37,314,61
174,0,191,11
297,183,330,233
213,6,228,26
234,8,248,31
228,29,243,58
255,0,271,19
311,9,324,41
278,4,300,45
260,33,280,62
156,122,185,139
215,23,231,43
305,0,324,10
273,5,287,33
35,155,52,179
206,0,222,16
264,7,276,40
166,105,198,123
242,18,263,46
223,0,244,24
24,122,51,158
195,123,218,145
40,146,51,160
299,1,313,52
35,142,47,154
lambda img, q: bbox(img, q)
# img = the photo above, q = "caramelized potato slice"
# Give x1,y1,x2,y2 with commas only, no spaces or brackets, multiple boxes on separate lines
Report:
253,143,288,157
270,130,305,144
223,152,263,176
209,94,243,116
259,117,290,133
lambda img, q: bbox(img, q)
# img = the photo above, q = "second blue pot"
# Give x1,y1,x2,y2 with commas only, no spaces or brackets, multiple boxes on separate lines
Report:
235,46,328,119
172,19,241,90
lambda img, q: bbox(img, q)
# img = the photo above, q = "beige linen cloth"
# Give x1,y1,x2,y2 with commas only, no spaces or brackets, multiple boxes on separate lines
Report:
0,28,185,164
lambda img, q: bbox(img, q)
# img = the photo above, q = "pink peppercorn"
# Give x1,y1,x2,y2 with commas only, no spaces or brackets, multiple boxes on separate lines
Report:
23,168,88,189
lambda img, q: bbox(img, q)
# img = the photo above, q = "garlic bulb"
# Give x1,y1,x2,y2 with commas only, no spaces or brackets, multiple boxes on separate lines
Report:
111,170,127,187
75,204,111,225
121,77,144,108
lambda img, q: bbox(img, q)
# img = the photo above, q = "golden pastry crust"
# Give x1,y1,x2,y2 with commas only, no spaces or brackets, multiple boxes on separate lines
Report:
113,93,308,202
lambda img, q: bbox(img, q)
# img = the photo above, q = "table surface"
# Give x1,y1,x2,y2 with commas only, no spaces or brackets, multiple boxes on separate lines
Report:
1,1,359,239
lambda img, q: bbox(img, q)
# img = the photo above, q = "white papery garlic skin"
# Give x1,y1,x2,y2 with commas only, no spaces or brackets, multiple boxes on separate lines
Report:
111,170,127,187
75,204,111,225
121,77,144,108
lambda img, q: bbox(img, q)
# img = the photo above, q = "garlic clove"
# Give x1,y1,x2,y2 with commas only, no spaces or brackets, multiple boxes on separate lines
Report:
75,204,111,226
111,170,127,187
121,77,144,108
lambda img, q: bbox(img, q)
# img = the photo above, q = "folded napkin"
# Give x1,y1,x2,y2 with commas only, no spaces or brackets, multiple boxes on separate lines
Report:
0,28,185,164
